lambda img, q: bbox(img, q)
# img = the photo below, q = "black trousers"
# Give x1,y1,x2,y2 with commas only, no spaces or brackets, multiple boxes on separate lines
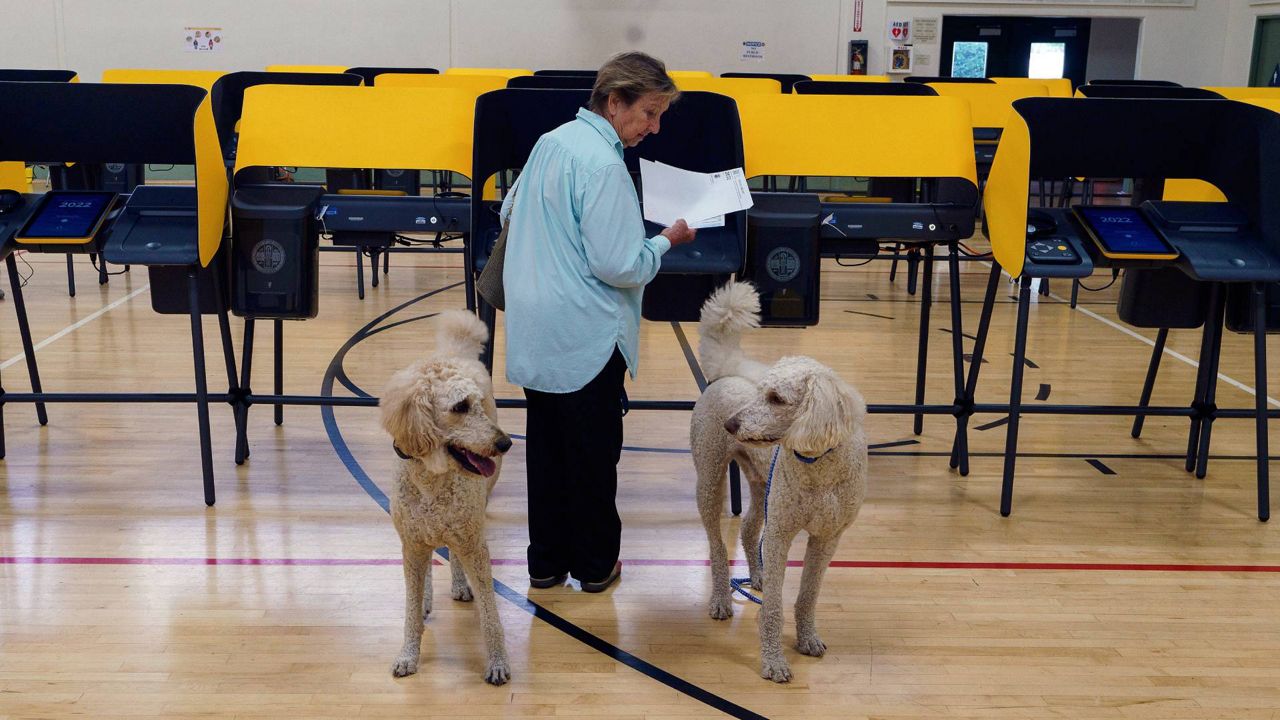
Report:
523,348,626,582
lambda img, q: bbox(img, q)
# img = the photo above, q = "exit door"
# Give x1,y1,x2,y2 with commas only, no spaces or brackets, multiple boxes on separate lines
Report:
1251,16,1280,87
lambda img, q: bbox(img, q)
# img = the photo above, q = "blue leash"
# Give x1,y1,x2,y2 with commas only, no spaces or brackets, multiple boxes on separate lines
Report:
730,446,780,605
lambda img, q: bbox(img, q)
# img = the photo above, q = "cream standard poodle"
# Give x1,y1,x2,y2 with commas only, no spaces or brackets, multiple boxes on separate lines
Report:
691,281,869,683
379,310,514,685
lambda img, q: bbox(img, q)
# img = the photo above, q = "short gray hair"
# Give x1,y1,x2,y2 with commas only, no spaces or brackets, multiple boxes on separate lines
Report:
589,52,679,113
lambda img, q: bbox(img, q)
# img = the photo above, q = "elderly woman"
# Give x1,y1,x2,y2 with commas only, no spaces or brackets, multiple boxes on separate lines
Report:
500,52,696,592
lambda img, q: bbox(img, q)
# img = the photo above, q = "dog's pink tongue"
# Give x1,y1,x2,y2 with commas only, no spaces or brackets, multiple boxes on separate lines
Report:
465,450,497,477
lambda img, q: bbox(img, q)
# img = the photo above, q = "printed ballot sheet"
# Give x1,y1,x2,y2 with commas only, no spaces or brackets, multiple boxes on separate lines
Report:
639,159,753,229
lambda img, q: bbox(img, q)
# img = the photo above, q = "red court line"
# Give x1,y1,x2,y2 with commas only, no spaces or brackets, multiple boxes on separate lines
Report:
4,556,1280,573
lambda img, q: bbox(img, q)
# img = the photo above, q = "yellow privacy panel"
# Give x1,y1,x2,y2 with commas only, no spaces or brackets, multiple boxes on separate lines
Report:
992,77,1072,98
676,77,780,98
1204,86,1280,100
234,85,473,179
1164,179,1226,202
668,70,713,78
192,92,229,267
929,82,1049,129
0,162,26,191
375,73,508,95
444,67,532,78
981,111,1033,277
102,68,226,91
738,94,976,182
265,64,350,74
808,74,889,83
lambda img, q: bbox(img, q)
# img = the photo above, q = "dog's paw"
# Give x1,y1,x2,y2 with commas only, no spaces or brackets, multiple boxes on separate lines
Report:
391,654,419,678
483,656,511,686
452,584,474,602
796,634,826,657
708,596,734,620
760,655,792,683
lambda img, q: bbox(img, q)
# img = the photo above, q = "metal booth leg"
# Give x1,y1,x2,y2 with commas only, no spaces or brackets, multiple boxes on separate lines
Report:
236,317,256,465
1131,327,1169,439
1190,285,1226,478
96,253,108,285
889,243,903,284
1000,275,1033,517
1070,279,1080,309
912,246,934,435
1184,285,1222,473
370,249,380,288
1252,282,1271,522
383,247,390,274
274,319,284,426
7,255,48,426
906,248,920,296
728,462,743,517
188,269,216,506
65,256,76,297
478,298,498,373
951,262,1001,475
945,244,968,473
356,249,366,300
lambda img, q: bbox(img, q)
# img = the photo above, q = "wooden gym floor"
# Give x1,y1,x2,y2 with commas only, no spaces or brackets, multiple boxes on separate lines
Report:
1,244,1278,719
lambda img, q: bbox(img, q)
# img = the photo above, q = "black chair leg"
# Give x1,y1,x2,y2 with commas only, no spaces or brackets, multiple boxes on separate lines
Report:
912,247,934,435
235,318,256,465
951,263,1000,475
274,319,284,426
7,255,48,426
188,270,215,506
1131,328,1169,439
1000,276,1033,517
728,461,742,517
1252,282,1270,522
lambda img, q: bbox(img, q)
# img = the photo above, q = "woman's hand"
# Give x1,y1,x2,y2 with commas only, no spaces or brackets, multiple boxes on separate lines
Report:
661,219,697,247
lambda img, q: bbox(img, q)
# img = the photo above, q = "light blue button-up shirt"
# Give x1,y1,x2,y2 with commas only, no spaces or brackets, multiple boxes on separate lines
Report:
500,107,671,393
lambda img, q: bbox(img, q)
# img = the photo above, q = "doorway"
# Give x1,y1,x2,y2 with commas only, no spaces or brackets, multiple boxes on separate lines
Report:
1251,16,1280,87
940,16,1091,88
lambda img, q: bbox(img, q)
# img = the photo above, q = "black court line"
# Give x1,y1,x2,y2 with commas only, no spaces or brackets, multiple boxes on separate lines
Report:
975,417,1011,431
671,321,709,391
1035,384,1052,401
869,439,921,450
1011,354,1040,369
321,289,766,720
1086,459,1118,475
940,328,979,341
844,309,895,320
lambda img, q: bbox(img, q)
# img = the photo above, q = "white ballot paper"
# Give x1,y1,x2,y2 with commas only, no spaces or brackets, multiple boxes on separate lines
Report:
640,159,754,229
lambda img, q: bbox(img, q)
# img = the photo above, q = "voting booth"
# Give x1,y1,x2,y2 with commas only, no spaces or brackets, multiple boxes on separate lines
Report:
978,96,1280,520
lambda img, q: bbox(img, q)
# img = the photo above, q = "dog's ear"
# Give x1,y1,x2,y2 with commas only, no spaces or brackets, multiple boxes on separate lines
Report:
784,370,863,457
380,364,448,473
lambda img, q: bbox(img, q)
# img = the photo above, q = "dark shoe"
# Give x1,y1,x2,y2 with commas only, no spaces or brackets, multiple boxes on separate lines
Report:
579,561,622,593
529,573,567,589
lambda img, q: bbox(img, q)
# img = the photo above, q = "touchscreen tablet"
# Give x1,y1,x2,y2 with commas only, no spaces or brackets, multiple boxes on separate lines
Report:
16,191,116,243
1073,206,1178,261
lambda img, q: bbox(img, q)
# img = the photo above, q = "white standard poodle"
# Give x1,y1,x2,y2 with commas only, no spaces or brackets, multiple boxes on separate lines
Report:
379,310,514,685
690,280,869,683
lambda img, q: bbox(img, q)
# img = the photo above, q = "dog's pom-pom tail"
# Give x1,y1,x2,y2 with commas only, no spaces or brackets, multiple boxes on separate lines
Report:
700,280,761,338
698,280,762,382
435,310,489,360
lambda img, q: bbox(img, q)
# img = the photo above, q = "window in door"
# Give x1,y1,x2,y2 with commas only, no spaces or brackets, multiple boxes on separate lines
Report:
1028,41,1066,78
952,41,989,78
